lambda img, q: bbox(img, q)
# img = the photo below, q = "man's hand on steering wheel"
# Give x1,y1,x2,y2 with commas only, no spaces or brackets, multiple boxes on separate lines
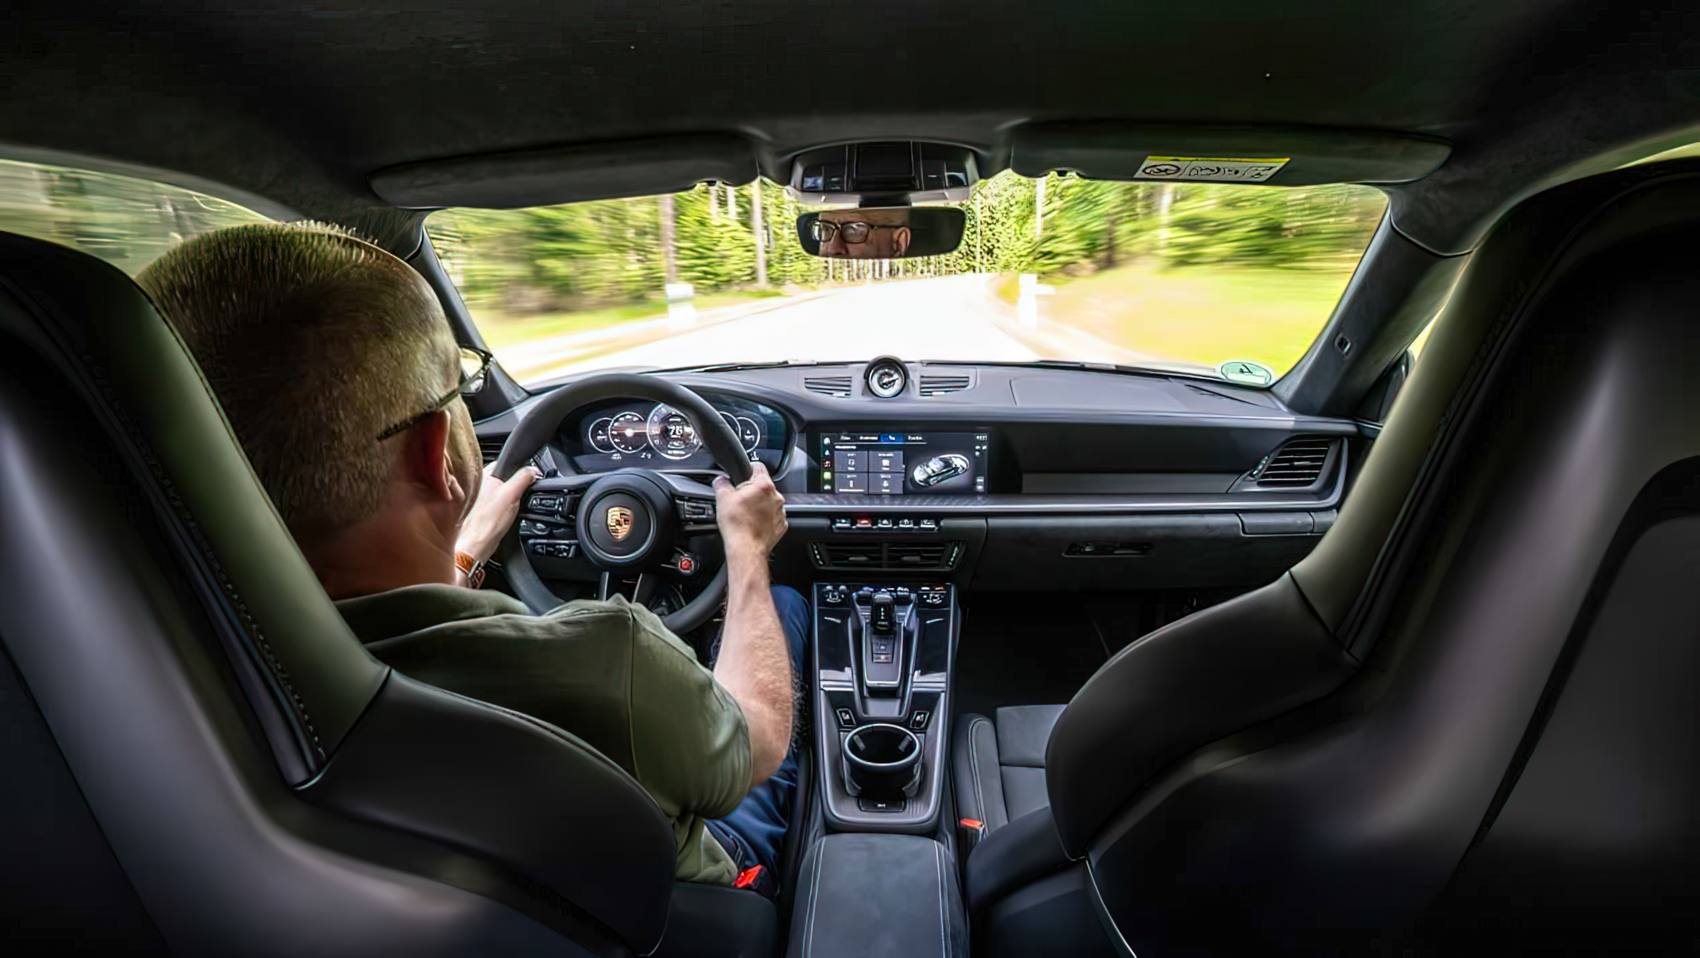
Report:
457,463,543,566
713,462,787,560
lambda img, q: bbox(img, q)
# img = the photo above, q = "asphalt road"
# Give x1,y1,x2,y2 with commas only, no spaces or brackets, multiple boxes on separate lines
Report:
503,274,1044,381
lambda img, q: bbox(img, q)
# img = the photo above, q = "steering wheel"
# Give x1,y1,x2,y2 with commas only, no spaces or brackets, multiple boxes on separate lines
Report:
489,373,753,634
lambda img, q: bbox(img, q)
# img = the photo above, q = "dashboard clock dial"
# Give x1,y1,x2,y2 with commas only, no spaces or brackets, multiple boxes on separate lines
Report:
645,404,701,460
608,411,649,454
865,358,908,399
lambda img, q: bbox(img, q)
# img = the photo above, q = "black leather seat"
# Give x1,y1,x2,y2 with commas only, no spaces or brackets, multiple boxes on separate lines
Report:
0,232,773,956
959,159,1700,956
951,706,1063,832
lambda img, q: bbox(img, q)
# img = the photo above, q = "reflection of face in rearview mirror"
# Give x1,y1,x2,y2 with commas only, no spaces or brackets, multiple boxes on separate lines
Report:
796,206,966,260
813,208,912,259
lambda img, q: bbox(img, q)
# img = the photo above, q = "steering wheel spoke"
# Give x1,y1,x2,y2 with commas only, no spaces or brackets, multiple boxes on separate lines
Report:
653,472,721,533
594,571,658,606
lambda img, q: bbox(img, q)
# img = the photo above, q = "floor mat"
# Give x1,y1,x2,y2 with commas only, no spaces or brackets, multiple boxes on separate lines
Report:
952,590,1241,720
952,593,1112,719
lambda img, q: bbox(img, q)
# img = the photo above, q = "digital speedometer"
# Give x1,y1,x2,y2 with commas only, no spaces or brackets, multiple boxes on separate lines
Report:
645,404,701,460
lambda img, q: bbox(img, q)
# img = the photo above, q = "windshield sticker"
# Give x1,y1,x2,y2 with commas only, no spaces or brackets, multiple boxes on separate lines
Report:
1136,155,1290,183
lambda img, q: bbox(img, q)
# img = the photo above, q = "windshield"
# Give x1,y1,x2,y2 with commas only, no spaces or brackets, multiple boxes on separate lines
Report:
427,172,1386,386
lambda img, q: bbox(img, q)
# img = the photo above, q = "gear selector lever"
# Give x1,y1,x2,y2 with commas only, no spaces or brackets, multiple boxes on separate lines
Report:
870,592,896,634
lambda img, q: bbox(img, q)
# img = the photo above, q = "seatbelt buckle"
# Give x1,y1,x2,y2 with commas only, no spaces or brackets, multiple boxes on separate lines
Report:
959,817,986,856
732,864,774,896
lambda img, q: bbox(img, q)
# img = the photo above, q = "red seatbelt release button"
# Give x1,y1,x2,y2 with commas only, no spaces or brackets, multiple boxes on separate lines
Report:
733,865,764,890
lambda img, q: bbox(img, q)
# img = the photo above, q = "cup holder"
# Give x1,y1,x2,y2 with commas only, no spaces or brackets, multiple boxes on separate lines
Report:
842,723,923,798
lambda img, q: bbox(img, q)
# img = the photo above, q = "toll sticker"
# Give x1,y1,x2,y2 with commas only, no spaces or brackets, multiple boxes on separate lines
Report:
1136,155,1290,183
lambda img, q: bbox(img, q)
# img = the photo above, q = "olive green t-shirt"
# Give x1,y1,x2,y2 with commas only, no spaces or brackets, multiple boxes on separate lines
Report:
335,584,750,885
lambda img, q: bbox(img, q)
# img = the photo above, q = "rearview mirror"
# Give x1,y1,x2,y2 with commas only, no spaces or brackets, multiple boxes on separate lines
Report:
796,207,966,260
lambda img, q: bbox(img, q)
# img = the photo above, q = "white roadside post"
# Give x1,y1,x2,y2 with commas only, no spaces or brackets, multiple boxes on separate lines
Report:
1017,273,1052,329
665,281,696,328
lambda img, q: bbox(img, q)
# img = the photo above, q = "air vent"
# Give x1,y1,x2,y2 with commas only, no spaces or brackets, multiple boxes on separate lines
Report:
1253,437,1336,487
479,438,505,465
812,543,885,568
803,375,854,398
809,541,963,571
886,543,955,568
918,373,972,397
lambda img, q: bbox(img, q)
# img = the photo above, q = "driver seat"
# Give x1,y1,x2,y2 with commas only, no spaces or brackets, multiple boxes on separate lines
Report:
0,230,770,955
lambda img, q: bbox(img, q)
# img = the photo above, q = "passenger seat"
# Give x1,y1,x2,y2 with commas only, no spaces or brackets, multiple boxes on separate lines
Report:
951,705,1064,833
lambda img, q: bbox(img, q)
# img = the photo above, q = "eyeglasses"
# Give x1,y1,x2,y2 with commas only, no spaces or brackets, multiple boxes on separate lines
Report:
375,346,494,441
811,219,902,245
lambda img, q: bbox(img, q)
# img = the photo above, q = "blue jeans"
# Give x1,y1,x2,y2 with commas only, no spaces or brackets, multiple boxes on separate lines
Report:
705,585,809,885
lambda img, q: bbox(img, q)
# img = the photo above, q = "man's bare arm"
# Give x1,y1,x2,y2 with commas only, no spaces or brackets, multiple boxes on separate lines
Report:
711,463,793,787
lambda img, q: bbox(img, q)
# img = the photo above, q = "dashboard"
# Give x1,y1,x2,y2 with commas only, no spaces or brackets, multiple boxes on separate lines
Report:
477,359,1363,594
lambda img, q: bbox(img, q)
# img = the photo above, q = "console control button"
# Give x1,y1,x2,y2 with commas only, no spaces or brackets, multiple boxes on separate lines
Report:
662,549,699,575
676,499,716,522
857,797,907,813
835,707,857,728
909,710,931,729
527,493,564,515
528,539,577,559
821,585,848,605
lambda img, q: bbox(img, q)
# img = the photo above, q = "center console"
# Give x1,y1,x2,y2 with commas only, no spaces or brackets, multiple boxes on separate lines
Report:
791,445,971,955
811,581,956,831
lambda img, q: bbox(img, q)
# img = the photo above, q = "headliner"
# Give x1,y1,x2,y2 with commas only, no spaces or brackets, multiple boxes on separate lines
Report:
6,0,1700,252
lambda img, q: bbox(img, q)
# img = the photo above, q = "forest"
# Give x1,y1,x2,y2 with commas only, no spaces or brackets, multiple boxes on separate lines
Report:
0,156,1389,379
425,171,1387,317
0,157,1384,315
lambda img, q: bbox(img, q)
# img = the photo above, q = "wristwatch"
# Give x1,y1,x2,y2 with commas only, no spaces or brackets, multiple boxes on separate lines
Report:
454,551,486,589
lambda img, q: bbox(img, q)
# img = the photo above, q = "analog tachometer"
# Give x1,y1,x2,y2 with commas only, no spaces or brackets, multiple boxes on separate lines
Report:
608,411,649,454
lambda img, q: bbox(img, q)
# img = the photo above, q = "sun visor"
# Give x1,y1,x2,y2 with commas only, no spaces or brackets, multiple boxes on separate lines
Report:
370,134,759,209
1008,123,1450,186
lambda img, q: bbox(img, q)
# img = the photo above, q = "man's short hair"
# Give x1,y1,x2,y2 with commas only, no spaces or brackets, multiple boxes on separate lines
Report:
138,222,459,540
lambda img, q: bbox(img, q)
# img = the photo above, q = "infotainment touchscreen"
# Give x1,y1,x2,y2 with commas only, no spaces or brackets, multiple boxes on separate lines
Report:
817,431,991,495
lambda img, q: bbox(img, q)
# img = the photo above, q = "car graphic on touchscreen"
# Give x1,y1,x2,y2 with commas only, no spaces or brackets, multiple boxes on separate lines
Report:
911,453,972,488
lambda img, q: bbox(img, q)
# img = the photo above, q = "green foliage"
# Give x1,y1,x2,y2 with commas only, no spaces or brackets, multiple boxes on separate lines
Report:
0,157,1388,317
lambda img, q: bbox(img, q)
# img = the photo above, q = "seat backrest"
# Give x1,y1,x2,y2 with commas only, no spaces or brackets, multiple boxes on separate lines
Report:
1044,159,1700,954
0,232,675,956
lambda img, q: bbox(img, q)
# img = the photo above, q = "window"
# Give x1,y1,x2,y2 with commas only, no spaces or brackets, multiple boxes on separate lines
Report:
428,173,1388,387
0,158,268,275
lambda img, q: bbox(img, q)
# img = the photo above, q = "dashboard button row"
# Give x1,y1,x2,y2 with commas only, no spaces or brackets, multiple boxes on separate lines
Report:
830,516,938,532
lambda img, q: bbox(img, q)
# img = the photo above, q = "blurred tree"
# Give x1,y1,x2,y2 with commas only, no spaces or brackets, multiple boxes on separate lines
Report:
0,158,1387,318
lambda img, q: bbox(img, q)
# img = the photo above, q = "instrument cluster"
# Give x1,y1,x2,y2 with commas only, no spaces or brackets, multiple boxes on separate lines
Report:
564,395,789,474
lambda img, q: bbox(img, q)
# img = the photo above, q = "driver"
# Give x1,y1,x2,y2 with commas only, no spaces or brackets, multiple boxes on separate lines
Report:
137,222,805,892
815,207,912,259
